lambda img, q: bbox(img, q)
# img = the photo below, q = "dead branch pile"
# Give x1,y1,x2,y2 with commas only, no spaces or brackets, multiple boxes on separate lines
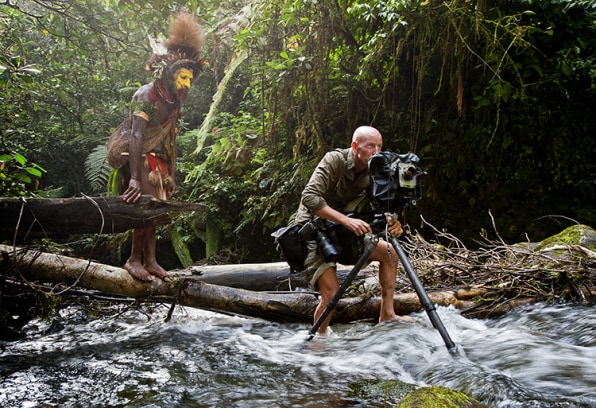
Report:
396,218,596,309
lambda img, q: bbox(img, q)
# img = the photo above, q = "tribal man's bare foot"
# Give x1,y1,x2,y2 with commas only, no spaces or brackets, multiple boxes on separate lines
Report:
124,260,154,282
145,262,172,282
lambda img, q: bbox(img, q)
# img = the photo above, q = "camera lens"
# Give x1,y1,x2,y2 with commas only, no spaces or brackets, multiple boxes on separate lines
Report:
315,231,339,262
401,166,415,180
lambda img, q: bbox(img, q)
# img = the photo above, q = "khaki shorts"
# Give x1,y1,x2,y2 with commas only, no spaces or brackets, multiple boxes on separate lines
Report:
303,237,369,290
303,240,335,290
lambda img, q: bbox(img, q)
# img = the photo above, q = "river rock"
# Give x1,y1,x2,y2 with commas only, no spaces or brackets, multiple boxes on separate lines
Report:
348,379,416,404
395,385,489,408
348,379,488,407
536,224,596,251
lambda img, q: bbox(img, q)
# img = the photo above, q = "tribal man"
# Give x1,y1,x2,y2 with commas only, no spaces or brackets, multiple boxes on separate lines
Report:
107,12,205,282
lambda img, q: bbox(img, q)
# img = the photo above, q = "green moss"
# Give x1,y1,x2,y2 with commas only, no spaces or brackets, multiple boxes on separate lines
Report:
395,386,489,408
170,226,193,268
348,381,489,408
535,225,596,252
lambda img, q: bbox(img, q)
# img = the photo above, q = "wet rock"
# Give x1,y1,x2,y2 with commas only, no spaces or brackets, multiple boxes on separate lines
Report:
348,379,416,405
536,224,596,251
348,379,488,407
395,385,489,408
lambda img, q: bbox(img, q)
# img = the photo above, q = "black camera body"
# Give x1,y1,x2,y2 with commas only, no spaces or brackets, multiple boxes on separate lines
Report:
368,152,426,211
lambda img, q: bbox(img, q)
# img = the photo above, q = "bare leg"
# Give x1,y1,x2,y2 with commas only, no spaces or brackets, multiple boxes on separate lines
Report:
124,228,154,281
372,240,418,324
313,267,339,334
378,261,398,321
143,226,172,282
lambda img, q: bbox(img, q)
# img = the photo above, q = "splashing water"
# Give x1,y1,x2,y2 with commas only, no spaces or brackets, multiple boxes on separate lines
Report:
1,303,594,407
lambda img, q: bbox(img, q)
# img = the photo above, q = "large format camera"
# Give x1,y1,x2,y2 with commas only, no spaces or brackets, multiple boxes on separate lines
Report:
368,151,426,211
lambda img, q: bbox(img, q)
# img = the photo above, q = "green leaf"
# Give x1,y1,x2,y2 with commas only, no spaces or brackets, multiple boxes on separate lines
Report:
14,153,26,165
26,167,42,177
17,174,31,183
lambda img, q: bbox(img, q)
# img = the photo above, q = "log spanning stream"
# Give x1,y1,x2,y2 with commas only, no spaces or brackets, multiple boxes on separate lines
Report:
0,302,594,407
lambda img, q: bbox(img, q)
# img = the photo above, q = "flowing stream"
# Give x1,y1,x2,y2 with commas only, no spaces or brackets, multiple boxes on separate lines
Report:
1,302,594,407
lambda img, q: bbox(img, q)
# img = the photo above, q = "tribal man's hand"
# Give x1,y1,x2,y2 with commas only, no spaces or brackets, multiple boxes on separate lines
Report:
166,180,176,199
123,178,142,203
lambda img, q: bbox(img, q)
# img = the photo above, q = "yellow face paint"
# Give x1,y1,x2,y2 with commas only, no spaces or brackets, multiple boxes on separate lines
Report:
174,68,193,90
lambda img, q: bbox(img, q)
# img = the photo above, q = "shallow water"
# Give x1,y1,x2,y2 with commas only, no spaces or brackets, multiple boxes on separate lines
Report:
1,302,594,407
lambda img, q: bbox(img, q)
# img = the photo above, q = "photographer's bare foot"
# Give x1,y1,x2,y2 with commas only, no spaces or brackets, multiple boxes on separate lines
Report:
145,262,172,282
125,260,154,282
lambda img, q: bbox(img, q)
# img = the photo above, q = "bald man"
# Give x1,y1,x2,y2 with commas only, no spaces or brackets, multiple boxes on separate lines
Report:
295,126,414,335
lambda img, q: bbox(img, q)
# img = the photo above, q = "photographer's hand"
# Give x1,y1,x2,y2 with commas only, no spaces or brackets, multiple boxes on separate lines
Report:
386,213,403,237
315,205,371,237
345,217,372,237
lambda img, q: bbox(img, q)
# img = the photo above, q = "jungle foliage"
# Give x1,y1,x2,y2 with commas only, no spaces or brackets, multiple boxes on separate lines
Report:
1,0,594,266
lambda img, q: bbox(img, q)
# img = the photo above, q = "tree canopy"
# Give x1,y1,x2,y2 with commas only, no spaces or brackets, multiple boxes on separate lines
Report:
1,0,595,266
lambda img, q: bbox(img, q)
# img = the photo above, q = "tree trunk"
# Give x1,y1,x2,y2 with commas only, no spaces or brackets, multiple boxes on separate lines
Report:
0,195,204,241
189,262,310,291
0,244,490,324
205,217,223,259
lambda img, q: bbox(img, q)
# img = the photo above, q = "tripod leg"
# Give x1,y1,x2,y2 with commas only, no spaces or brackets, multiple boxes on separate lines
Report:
307,234,379,340
388,235,457,352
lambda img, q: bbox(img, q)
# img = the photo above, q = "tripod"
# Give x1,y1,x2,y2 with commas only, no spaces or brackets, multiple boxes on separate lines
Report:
306,222,457,353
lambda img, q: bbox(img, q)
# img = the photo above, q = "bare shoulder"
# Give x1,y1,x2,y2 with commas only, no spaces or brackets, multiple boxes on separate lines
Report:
132,83,157,104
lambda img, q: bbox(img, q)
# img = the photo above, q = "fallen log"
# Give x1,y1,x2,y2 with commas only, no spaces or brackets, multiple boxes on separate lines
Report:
188,262,379,292
189,262,308,291
0,195,205,241
0,244,482,324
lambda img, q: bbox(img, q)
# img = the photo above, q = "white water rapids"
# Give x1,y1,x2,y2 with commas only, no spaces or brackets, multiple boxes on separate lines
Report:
1,302,594,407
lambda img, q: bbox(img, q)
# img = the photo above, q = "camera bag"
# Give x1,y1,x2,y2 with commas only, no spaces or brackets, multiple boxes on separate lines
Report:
324,223,364,265
271,225,307,273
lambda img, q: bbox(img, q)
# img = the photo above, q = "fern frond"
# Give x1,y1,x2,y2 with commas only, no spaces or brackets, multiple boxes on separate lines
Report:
84,144,112,194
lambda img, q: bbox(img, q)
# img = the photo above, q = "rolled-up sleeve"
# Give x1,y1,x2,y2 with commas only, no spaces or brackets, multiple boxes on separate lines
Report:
300,151,343,212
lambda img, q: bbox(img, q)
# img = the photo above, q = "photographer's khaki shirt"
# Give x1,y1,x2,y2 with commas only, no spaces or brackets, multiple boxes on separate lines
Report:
295,148,370,225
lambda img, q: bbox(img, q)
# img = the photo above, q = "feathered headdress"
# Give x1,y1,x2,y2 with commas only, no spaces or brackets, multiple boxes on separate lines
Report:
146,12,206,78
